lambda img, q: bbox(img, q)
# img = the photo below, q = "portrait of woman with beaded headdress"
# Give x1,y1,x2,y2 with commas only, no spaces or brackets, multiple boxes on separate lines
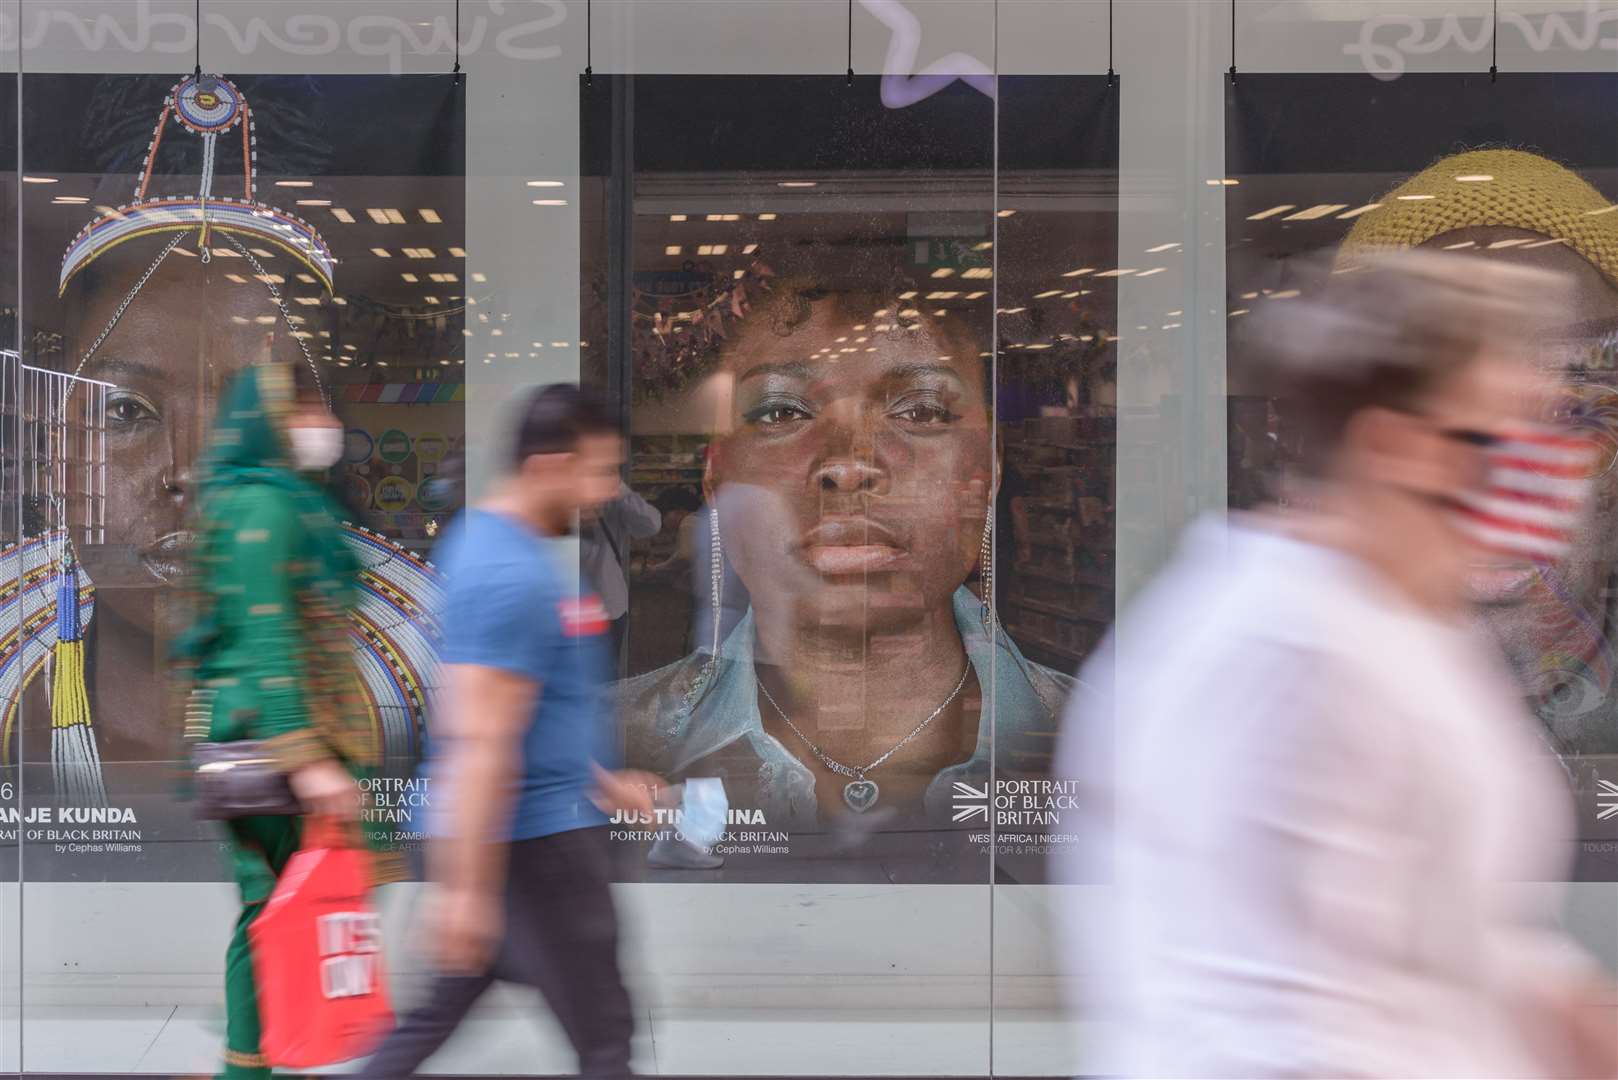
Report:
0,74,451,808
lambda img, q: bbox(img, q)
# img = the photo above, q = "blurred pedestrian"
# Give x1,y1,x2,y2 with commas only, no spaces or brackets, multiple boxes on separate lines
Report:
1056,250,1618,1078
175,361,397,1080
357,385,660,1080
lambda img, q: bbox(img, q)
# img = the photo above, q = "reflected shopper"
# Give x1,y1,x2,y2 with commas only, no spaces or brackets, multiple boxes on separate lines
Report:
357,385,660,1080
175,362,399,1080
1056,251,1618,1077
580,481,662,674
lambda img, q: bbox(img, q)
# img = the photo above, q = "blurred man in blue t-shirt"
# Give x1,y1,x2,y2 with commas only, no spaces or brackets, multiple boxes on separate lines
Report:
359,385,660,1080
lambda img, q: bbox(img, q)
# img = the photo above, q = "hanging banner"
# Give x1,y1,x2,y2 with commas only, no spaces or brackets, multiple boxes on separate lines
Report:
583,74,1118,884
4,72,464,882
1225,73,1618,879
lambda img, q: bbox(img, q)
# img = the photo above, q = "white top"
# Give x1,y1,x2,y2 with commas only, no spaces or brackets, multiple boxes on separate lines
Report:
1055,515,1590,1079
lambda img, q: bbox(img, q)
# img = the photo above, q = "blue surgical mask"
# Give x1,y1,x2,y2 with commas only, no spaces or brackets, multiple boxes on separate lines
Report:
677,777,729,851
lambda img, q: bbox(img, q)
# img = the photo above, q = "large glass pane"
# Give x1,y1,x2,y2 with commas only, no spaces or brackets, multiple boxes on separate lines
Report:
16,64,462,1072
582,67,997,1073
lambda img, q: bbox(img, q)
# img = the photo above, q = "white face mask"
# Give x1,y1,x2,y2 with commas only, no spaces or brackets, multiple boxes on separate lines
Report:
288,425,344,471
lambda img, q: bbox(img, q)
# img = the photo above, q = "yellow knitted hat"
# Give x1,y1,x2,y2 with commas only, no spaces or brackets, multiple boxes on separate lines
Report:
1340,148,1618,291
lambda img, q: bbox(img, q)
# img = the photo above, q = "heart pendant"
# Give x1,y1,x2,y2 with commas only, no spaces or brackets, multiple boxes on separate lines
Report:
843,778,880,813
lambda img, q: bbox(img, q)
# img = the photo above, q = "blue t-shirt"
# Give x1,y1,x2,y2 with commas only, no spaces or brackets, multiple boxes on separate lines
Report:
431,509,615,840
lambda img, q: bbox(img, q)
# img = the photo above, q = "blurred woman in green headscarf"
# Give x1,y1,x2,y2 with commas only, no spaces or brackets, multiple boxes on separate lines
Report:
174,361,401,1080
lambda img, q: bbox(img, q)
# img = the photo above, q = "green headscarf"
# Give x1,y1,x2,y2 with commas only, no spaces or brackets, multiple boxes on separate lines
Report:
172,363,356,669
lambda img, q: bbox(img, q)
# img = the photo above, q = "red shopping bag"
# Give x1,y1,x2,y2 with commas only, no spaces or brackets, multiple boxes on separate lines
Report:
247,818,394,1067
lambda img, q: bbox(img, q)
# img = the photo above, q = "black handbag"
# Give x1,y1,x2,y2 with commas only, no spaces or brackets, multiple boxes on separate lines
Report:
191,740,302,820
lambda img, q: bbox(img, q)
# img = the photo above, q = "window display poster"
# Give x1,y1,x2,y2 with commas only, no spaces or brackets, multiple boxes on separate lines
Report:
1225,73,1618,877
1,73,464,881
582,75,1118,883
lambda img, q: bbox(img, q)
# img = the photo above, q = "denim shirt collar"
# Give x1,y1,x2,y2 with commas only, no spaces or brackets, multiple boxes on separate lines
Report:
666,587,1062,814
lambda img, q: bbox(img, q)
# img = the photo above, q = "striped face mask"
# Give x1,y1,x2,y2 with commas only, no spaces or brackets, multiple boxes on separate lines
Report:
1455,425,1598,563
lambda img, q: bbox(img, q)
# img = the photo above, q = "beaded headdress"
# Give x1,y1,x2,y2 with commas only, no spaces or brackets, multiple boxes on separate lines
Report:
58,74,336,389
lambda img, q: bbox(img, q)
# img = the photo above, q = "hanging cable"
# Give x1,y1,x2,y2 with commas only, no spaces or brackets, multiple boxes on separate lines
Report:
193,0,202,78
1228,0,1237,82
452,0,462,84
1106,0,1115,86
846,0,855,85
1490,0,1498,82
584,0,593,86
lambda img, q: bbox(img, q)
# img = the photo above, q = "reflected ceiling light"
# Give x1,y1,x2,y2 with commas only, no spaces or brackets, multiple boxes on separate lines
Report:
366,208,391,224
665,245,683,255
1442,239,1477,250
898,291,918,300
925,291,959,299
419,209,443,223
734,269,746,278
250,247,274,257
1229,308,1250,317
1269,289,1301,299
1096,268,1137,278
552,340,570,347
743,243,759,254
1282,204,1349,221
973,241,993,251
22,175,56,184
94,204,125,218
898,308,920,318
370,247,392,257
254,315,276,325
997,307,1026,314
1026,342,1053,350
757,213,777,220
1522,237,1569,249
401,272,419,282
1336,203,1382,219
1034,289,1062,298
255,274,285,284
331,297,347,305
931,268,955,278
527,180,565,187
670,213,688,222
296,199,331,207
343,344,358,351
532,199,567,206
1396,194,1436,201
449,246,467,257
423,295,441,304
1160,323,1181,330
932,309,948,317
1205,178,1240,186
961,268,993,279
1146,242,1180,253
853,324,868,330
1061,267,1095,277
1239,291,1259,299
471,272,488,282
705,214,724,221
490,328,503,336
386,209,406,223
275,180,314,187
50,195,89,204
1455,174,1493,182
1135,267,1167,277
778,181,817,188
996,208,1016,217
330,208,356,223
1246,205,1294,221
1061,291,1082,299
293,296,321,306
225,273,248,284
873,308,891,316
1585,205,1618,217
964,291,987,299
1167,309,1183,317
1487,237,1535,249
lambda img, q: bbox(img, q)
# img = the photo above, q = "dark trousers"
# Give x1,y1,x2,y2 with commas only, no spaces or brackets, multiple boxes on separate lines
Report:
357,826,634,1079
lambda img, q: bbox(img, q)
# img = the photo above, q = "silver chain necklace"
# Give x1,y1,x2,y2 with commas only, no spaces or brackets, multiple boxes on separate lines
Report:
757,661,972,813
